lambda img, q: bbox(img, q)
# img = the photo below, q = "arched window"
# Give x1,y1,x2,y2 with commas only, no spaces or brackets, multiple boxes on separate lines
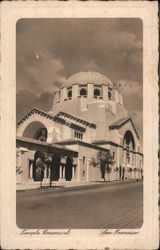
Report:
123,130,135,163
80,88,87,96
94,88,100,97
108,90,112,100
68,90,72,99
123,130,135,151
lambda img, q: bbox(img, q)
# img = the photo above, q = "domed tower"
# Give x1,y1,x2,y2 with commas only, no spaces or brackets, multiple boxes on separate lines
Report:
52,71,127,140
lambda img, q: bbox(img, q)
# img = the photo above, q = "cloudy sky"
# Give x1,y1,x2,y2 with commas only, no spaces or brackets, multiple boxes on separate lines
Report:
16,18,143,146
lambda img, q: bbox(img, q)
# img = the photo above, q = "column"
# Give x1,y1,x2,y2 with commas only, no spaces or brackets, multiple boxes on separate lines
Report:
71,166,75,181
44,167,47,179
29,162,33,179
28,160,34,183
43,165,49,184
62,166,66,181
59,165,62,180
86,159,90,182
77,157,82,182
48,167,51,179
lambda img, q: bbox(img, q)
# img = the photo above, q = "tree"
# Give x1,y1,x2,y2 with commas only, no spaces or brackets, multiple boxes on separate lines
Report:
43,151,53,187
35,157,45,188
98,150,115,181
34,151,46,188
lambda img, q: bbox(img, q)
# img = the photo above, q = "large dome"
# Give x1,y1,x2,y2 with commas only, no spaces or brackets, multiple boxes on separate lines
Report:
62,71,114,88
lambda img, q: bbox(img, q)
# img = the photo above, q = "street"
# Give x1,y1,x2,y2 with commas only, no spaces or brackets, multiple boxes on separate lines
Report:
16,181,143,229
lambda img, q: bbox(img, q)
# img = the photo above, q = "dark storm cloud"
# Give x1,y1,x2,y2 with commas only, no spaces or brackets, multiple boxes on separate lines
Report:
16,18,143,144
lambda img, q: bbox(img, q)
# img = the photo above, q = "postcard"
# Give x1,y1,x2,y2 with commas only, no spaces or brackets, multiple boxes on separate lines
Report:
0,1,159,249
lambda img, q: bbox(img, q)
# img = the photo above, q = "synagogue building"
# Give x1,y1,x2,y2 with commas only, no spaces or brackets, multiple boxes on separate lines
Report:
16,71,143,189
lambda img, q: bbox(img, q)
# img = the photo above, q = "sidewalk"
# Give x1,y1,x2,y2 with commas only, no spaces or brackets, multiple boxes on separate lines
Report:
17,179,141,193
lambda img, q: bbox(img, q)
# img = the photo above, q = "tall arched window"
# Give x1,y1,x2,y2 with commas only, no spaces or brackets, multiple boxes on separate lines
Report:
68,90,72,99
80,88,87,96
123,130,135,151
94,88,100,97
123,130,135,164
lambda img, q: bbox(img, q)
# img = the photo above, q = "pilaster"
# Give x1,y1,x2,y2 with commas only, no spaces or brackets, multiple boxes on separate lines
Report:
77,157,82,182
71,166,75,181
102,85,108,101
60,87,67,103
113,88,119,103
72,84,79,99
87,83,94,100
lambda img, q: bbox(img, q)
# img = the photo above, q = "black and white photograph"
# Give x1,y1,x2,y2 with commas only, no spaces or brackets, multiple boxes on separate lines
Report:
16,18,143,229
0,2,159,250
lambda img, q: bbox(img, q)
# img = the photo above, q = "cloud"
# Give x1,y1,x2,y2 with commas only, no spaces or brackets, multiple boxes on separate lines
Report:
16,18,143,146
16,90,53,121
17,50,66,94
16,18,143,85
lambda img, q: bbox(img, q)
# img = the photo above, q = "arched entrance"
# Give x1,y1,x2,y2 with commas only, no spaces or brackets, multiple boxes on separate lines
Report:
51,152,61,181
65,157,73,181
22,121,48,142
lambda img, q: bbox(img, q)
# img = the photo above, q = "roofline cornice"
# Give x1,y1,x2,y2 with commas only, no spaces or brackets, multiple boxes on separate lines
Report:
16,136,78,156
92,139,143,155
16,108,96,130
55,139,109,152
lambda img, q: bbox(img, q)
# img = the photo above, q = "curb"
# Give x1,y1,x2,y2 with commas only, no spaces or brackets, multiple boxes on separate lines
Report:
17,180,142,194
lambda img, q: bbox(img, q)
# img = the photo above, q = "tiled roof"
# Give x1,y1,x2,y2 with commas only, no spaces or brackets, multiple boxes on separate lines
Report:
61,71,114,88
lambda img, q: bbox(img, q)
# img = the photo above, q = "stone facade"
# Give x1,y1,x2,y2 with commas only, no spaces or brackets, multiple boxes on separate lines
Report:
16,71,143,189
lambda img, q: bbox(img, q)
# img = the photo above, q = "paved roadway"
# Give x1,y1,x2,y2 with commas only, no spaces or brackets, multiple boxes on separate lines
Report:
16,181,143,229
